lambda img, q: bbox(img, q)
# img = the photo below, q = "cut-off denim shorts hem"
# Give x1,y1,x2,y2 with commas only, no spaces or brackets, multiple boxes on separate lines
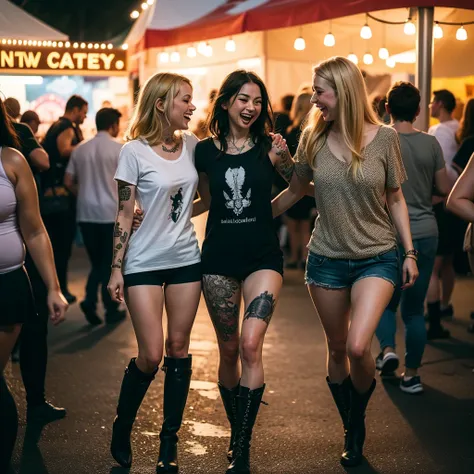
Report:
304,249,399,290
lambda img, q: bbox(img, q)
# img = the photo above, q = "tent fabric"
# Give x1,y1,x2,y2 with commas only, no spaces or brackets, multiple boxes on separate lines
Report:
127,0,474,49
0,0,68,41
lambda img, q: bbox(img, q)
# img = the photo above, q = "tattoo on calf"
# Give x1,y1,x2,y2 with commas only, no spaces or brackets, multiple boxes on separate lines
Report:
243,291,276,325
275,150,295,183
203,275,241,342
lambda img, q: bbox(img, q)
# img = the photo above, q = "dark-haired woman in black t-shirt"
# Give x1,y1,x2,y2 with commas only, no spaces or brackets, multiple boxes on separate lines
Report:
194,70,296,474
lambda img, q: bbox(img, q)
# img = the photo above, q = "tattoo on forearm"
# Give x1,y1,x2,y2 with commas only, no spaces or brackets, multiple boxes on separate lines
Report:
203,275,241,342
112,221,129,269
276,150,295,183
118,184,131,211
243,291,276,325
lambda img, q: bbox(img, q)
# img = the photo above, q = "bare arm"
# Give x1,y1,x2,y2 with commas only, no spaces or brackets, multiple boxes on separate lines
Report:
4,148,67,323
29,148,50,171
272,172,309,217
64,172,77,196
193,172,211,217
434,167,451,197
57,128,76,158
447,154,474,222
111,181,135,270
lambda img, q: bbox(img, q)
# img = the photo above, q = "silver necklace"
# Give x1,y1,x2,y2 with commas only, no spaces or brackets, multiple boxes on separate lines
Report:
229,136,250,154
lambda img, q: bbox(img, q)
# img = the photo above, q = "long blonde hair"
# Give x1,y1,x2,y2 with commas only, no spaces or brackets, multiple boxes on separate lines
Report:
126,72,192,145
304,56,380,178
290,92,312,129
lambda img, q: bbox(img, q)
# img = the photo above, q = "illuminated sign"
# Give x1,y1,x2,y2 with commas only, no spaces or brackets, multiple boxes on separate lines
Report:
0,45,127,76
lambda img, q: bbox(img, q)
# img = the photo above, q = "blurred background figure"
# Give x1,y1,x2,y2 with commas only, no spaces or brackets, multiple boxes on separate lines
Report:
372,95,390,124
274,93,294,134
453,98,474,174
64,107,125,325
4,97,21,121
193,89,217,139
20,110,41,136
41,94,88,304
284,91,316,269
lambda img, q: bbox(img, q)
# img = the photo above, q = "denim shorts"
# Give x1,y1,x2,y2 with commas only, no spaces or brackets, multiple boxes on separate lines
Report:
305,249,399,289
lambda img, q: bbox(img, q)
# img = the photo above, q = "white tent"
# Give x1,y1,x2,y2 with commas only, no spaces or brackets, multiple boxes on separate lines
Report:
0,0,68,41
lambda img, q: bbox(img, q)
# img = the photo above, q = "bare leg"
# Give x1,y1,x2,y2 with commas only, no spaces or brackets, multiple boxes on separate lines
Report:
202,275,242,389
286,218,300,263
348,278,395,393
240,270,283,389
307,285,351,383
299,219,311,262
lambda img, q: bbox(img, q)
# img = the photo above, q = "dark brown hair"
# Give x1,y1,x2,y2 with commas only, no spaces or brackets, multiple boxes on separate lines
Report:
0,97,20,149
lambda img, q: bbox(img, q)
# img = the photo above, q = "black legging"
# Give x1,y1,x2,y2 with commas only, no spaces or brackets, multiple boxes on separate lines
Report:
0,374,18,472
20,252,49,407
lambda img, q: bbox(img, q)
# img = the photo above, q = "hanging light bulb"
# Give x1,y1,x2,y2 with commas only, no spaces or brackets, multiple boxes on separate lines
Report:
456,25,468,41
225,38,236,52
363,52,373,65
294,36,306,51
433,22,443,39
324,32,335,47
159,51,169,63
386,57,396,68
360,15,372,39
130,10,139,19
170,51,180,63
378,47,389,60
204,43,213,57
197,41,208,55
347,53,358,64
187,45,197,57
404,19,416,35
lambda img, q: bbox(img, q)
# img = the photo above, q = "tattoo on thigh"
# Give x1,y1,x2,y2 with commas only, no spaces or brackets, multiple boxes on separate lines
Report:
203,275,240,342
243,291,276,325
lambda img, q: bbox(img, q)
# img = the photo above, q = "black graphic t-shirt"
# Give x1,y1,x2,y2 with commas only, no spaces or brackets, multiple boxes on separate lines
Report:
195,138,282,276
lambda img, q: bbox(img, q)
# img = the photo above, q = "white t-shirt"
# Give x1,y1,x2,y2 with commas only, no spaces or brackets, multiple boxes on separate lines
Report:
428,119,460,184
66,131,122,223
115,131,200,275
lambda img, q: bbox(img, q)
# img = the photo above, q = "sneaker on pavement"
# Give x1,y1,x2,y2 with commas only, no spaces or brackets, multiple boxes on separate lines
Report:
376,351,400,376
27,401,66,424
400,375,424,394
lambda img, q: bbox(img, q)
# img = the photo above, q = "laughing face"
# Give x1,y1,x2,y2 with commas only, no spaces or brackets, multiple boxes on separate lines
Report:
224,82,262,131
311,74,337,122
169,82,196,130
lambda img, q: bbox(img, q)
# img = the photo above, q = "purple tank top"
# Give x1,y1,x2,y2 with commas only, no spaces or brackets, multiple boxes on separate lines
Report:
0,147,25,273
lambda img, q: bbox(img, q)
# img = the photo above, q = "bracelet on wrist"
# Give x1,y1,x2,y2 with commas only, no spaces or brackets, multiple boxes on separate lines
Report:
404,249,418,258
405,254,418,261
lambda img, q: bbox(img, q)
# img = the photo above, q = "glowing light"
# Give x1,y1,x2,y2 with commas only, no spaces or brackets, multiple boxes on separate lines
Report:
94,43,99,49
87,43,93,49
347,53,358,64
360,24,372,40
131,10,140,19
101,44,106,49
58,41,64,47
65,41,71,47
363,52,373,65
204,44,213,57
122,43,129,50
323,33,335,47
197,42,207,55
147,0,154,4
170,51,180,62
159,51,169,63
73,42,79,48
141,2,148,10
456,26,467,41
225,38,236,52
386,57,396,68
107,44,113,49
404,20,416,35
294,36,306,51
80,42,86,48
116,60,125,70
433,22,443,39
378,47,389,60
12,39,17,45
187,46,197,58
52,41,57,47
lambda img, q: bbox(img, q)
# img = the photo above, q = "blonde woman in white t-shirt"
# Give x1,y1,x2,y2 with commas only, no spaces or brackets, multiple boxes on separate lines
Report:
271,57,419,467
107,72,201,472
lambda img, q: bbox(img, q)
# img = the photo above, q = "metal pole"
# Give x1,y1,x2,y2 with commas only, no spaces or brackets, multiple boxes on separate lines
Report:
415,7,434,131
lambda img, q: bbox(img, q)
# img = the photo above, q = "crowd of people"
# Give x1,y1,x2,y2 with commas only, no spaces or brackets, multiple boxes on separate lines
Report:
1,56,474,473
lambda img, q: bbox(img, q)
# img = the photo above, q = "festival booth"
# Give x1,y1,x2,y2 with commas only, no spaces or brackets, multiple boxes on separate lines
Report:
0,0,129,138
124,0,474,129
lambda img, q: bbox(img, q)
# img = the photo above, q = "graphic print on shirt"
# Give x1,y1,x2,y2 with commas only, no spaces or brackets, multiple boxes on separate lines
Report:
169,187,184,223
223,167,251,216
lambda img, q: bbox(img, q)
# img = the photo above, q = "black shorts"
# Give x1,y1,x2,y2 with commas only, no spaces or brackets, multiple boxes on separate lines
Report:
202,250,284,282
0,266,36,326
286,196,316,221
123,262,202,288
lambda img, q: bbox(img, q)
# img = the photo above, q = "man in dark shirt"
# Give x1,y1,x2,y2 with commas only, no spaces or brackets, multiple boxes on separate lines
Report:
41,95,88,304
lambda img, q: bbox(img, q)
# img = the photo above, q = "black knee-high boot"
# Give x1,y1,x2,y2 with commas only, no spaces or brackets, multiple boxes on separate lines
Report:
326,376,351,449
340,378,376,467
0,375,18,473
111,358,157,468
156,355,192,474
218,381,240,462
226,384,266,474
